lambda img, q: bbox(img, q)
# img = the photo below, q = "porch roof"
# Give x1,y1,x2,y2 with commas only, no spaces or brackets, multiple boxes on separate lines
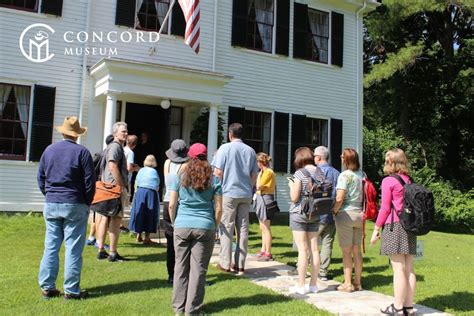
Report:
89,58,232,105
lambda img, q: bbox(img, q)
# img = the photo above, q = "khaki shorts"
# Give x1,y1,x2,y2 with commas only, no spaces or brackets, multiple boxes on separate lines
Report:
335,210,363,247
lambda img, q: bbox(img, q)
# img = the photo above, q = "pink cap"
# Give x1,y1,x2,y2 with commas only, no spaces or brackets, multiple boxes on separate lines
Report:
188,143,207,159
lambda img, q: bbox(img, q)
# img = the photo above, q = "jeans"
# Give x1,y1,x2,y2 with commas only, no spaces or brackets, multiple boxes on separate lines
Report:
38,203,89,295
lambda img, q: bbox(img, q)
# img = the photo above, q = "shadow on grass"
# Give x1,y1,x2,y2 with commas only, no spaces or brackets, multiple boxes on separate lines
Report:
417,291,474,312
132,252,168,262
203,294,294,313
362,273,425,290
88,278,169,297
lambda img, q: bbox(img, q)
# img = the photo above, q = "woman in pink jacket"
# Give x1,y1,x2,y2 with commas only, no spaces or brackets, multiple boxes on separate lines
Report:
371,149,416,316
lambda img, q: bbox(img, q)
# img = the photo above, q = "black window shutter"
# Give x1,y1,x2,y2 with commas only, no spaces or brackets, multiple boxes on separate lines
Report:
115,0,136,27
330,118,343,171
171,2,185,36
41,0,63,16
331,12,344,67
293,3,309,59
273,112,289,172
290,114,306,171
275,0,289,56
30,85,56,162
231,0,248,47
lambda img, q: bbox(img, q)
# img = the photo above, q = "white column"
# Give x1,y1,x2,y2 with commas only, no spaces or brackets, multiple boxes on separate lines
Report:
207,104,219,159
103,93,117,148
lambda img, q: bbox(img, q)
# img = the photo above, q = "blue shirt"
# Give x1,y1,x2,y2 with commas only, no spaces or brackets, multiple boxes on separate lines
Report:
212,139,257,198
317,163,340,224
169,174,222,230
37,139,96,205
136,167,160,190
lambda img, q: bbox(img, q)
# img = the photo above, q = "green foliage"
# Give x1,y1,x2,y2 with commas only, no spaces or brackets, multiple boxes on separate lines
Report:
189,108,225,147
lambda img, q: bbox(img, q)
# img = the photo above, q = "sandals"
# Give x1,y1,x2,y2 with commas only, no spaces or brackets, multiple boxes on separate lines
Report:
404,306,415,316
353,283,363,291
381,303,404,315
336,283,354,292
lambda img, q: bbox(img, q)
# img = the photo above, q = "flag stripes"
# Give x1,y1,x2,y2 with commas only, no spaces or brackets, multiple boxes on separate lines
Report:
178,0,200,54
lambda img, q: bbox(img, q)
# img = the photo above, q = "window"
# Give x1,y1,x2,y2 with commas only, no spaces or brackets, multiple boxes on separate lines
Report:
291,115,328,170
308,9,329,63
0,0,38,12
136,0,170,33
0,84,31,160
243,110,271,153
232,0,289,56
169,106,183,142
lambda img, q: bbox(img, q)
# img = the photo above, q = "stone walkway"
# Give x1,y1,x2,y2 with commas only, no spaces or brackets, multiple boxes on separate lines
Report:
209,244,450,316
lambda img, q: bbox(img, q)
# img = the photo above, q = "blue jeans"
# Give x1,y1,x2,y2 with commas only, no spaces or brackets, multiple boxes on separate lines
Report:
38,203,89,295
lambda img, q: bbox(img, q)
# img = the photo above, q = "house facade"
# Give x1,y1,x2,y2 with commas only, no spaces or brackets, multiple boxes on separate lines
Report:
0,0,379,212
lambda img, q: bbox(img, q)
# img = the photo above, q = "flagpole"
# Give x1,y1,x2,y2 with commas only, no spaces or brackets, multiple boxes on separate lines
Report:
157,0,176,38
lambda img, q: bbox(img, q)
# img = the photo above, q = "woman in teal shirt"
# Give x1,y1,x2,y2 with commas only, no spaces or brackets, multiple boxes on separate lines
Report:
168,143,222,315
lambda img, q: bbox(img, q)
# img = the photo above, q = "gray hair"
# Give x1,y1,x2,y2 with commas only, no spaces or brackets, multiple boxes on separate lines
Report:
112,122,127,135
314,146,330,161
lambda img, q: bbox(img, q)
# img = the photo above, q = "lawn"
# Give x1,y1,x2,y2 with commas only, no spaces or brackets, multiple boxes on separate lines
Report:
248,214,474,315
0,214,329,316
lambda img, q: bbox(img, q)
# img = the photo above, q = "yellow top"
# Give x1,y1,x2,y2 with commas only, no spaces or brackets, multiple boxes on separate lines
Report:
256,168,276,195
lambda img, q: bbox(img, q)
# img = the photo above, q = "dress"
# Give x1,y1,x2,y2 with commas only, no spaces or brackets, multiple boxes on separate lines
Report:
129,167,160,233
254,168,276,221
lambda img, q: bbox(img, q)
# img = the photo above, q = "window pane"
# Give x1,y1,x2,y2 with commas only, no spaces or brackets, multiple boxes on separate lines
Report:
12,139,26,155
0,139,13,155
0,121,15,139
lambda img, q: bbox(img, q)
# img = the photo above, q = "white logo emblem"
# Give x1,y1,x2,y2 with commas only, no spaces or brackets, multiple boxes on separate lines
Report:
19,23,55,63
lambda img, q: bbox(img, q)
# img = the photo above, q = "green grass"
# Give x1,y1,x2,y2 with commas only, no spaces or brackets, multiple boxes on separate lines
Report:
248,214,474,315
0,214,330,315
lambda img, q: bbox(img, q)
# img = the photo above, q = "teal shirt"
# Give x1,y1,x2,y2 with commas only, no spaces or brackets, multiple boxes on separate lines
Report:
336,170,364,212
169,174,222,230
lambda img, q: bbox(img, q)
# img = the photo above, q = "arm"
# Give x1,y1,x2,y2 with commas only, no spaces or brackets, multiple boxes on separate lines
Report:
163,159,170,178
82,151,96,205
333,189,346,215
214,195,223,226
214,167,223,180
37,156,46,196
289,179,302,203
250,171,257,187
371,179,393,244
109,161,126,188
168,190,179,224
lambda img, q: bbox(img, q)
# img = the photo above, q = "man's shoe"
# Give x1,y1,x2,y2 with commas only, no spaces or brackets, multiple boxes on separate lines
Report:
42,288,61,299
64,290,89,300
97,251,109,260
108,253,129,262
120,226,130,233
85,238,96,246
94,241,110,250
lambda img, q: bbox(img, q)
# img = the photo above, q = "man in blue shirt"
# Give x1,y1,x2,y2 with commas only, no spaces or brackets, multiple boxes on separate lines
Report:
314,146,340,281
213,123,258,274
37,116,95,300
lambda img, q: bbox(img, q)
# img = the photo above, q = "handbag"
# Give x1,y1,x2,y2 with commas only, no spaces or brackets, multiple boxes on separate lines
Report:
91,181,122,217
259,192,280,217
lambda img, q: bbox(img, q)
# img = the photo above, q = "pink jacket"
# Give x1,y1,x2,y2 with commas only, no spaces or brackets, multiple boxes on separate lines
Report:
375,174,411,227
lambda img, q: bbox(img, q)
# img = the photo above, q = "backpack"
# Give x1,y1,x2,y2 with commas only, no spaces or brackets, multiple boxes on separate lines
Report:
362,175,378,221
390,174,435,236
93,151,104,179
299,168,334,221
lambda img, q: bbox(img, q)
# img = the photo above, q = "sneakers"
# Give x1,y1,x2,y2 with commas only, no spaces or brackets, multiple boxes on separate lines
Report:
108,252,129,262
305,284,318,293
64,290,89,300
289,286,306,295
120,226,130,233
97,251,109,260
85,238,96,246
42,288,61,300
94,241,110,250
257,253,273,262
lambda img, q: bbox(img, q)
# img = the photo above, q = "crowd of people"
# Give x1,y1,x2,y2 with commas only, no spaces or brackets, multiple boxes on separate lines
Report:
36,117,417,316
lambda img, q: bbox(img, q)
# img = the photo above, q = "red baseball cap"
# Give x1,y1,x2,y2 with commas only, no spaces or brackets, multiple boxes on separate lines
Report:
188,143,207,159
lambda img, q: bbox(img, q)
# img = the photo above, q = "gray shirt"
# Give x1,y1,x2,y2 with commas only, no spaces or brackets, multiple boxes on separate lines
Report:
213,139,257,198
101,142,128,186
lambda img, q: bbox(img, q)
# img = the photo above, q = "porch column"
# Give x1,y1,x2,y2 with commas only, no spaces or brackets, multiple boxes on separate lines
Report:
103,92,117,148
207,103,219,159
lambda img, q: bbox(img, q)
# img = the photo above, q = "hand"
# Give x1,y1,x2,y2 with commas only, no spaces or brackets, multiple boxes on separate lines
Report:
370,230,380,245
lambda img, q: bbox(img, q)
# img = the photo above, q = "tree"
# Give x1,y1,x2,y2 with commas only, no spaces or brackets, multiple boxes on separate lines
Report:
189,108,225,148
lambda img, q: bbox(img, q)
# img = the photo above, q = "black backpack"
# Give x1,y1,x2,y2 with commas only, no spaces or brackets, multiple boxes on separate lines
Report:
390,174,435,236
300,168,334,221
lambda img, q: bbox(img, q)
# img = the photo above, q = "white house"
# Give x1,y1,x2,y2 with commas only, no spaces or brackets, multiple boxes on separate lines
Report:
0,0,380,212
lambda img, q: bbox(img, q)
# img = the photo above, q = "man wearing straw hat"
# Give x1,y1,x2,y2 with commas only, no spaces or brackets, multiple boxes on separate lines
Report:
37,116,95,300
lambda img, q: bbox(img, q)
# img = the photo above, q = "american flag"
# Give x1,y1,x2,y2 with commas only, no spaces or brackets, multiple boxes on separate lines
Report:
178,0,200,54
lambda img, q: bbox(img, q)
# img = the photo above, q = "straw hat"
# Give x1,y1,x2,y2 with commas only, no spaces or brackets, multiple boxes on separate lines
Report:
56,116,87,137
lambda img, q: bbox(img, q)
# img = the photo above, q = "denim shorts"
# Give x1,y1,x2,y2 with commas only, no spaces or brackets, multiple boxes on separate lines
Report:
289,212,319,232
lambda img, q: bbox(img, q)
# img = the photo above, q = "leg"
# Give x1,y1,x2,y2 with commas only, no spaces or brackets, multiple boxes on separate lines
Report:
172,229,192,314
308,231,320,287
108,216,122,253
352,244,363,286
234,199,250,270
163,202,175,280
341,246,353,286
185,229,215,314
87,212,96,240
63,204,89,295
404,254,416,308
261,220,272,254
258,221,266,253
38,203,64,291
319,223,336,278
390,254,408,310
292,230,308,288
96,214,109,251
219,197,237,270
